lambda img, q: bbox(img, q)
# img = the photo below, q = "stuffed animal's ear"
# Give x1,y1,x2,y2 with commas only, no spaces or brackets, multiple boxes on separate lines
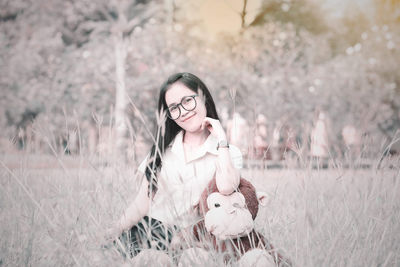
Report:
257,192,269,206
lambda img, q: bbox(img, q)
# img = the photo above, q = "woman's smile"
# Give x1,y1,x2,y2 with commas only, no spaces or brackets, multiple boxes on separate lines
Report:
182,113,195,122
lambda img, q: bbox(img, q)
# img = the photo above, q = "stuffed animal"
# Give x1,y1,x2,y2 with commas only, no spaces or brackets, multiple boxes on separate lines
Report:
175,177,292,267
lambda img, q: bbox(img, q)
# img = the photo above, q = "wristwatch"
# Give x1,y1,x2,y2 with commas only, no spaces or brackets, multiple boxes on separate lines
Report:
217,140,229,150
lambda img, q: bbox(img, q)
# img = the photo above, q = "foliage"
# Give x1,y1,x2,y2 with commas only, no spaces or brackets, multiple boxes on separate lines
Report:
0,0,399,157
250,0,330,34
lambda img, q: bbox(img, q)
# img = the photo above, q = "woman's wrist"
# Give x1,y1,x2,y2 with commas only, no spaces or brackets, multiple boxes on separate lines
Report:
217,140,229,150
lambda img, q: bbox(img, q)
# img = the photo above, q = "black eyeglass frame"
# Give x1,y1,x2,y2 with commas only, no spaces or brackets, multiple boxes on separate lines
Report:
167,95,198,120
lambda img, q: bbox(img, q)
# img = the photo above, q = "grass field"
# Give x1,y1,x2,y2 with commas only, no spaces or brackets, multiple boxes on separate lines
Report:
0,153,399,266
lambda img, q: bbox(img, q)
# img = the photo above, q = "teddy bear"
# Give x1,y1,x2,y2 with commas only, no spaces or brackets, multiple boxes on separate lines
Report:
174,177,292,267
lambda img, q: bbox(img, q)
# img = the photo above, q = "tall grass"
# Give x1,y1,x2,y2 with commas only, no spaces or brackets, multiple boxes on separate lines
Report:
0,145,399,266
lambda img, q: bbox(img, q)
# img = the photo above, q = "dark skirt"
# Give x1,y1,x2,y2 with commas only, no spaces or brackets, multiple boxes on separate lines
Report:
116,216,178,258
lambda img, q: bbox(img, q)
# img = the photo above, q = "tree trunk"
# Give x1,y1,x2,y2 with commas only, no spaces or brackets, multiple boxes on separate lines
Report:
114,32,128,160
164,0,176,25
241,0,248,28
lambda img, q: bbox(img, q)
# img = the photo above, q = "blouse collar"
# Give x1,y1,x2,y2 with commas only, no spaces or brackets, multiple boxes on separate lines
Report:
170,130,218,163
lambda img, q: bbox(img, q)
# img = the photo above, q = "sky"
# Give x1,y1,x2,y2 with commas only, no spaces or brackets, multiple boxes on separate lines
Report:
322,0,374,18
194,0,375,38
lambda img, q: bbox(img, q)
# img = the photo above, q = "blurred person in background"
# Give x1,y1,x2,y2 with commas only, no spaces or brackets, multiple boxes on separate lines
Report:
227,112,250,157
342,123,362,162
310,110,331,167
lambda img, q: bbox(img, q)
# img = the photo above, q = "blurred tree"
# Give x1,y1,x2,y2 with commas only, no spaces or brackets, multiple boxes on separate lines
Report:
171,0,263,38
1,0,398,160
164,0,177,24
111,0,160,159
59,0,161,159
250,0,329,34
0,0,66,147
0,0,162,157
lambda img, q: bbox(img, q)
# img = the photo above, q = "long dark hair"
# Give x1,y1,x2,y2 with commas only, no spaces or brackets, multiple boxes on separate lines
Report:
145,72,219,196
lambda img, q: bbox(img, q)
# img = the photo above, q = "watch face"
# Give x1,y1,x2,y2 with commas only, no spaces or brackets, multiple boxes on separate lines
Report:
219,141,228,146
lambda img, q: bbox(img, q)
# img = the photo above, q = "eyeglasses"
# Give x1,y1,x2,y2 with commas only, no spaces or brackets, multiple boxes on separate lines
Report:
167,95,198,120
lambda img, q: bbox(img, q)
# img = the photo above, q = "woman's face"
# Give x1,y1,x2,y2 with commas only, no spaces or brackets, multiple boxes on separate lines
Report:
165,82,207,133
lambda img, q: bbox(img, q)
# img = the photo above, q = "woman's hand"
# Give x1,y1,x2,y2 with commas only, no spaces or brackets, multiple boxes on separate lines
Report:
201,117,227,142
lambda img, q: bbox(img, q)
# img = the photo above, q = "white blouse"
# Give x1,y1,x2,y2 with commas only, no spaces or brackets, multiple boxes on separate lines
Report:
138,131,243,228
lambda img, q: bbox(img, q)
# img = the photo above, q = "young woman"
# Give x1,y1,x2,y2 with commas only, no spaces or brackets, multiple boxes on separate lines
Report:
111,72,243,257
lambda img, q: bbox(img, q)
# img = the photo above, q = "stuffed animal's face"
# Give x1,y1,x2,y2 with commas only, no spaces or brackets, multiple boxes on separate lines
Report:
205,191,254,240
199,177,269,241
